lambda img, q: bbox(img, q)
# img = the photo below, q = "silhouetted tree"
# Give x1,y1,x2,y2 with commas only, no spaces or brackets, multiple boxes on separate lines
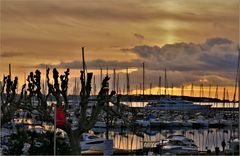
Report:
1,67,139,155
1,75,26,126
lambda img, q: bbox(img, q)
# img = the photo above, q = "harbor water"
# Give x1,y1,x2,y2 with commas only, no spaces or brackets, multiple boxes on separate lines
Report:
122,102,239,108
92,127,239,152
93,101,239,152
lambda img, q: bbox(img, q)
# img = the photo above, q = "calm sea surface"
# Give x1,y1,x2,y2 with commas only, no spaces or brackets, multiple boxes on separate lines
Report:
122,102,239,108
95,101,239,151
92,127,239,152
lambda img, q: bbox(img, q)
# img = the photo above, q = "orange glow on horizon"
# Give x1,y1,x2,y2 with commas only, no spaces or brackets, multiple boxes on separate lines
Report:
129,85,238,101
0,70,238,101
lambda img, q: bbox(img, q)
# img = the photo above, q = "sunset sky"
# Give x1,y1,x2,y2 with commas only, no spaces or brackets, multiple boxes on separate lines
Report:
1,0,239,99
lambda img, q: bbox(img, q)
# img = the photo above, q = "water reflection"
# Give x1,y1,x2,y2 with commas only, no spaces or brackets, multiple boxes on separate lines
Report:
123,102,239,108
92,127,238,151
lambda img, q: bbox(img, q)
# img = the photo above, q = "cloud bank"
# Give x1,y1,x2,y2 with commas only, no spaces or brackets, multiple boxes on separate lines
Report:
34,37,238,87
122,37,237,72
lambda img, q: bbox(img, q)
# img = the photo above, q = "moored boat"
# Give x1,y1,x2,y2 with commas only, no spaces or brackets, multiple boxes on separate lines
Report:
80,133,113,152
159,135,198,154
145,98,211,111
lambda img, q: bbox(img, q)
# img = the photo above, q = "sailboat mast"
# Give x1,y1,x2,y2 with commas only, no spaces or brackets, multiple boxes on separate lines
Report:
140,83,142,95
181,85,184,97
93,75,96,95
223,87,226,109
126,68,130,95
74,77,77,95
113,68,116,91
82,47,86,83
226,89,229,101
117,74,119,94
164,68,168,96
191,83,194,97
233,50,240,102
209,85,211,98
150,83,152,95
215,85,219,99
232,46,240,120
158,76,161,95
136,85,138,95
200,83,204,98
23,72,27,97
143,63,145,95
42,79,45,95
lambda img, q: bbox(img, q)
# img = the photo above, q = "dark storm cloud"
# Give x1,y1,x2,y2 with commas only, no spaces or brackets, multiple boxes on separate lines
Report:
36,37,238,73
34,37,238,87
36,59,140,70
123,37,238,72
198,53,237,71
204,38,233,47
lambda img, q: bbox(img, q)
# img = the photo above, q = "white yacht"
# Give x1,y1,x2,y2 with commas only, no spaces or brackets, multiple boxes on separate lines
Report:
145,98,211,111
162,135,195,145
188,115,209,128
80,133,113,152
160,135,198,154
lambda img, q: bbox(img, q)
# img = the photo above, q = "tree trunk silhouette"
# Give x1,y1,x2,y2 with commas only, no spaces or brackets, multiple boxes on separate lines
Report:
0,67,137,155
1,75,25,126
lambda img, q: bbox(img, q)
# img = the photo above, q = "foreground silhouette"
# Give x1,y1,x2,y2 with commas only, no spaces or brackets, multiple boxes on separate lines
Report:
1,67,139,154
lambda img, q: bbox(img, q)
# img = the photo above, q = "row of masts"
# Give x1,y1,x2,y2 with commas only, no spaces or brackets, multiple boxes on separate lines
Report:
4,63,238,102
66,67,233,101
4,47,240,102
